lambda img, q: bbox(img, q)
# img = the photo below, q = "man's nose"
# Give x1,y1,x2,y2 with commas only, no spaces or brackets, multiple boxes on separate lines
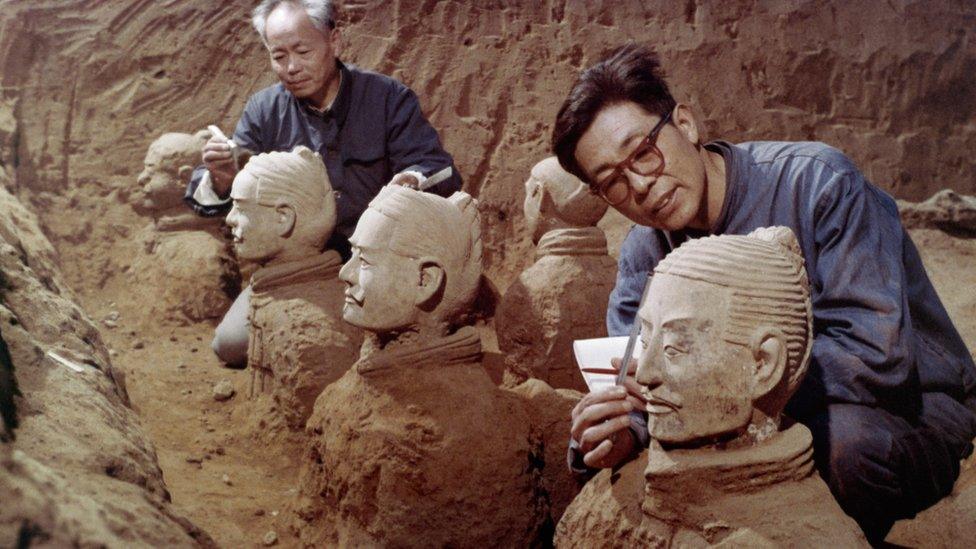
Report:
137,170,150,186
627,170,654,198
287,55,301,74
225,209,238,228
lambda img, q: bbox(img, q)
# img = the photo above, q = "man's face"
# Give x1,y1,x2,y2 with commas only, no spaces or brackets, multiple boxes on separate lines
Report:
265,2,340,106
339,210,420,333
522,175,545,243
635,273,755,445
225,172,283,264
136,144,183,212
574,102,708,232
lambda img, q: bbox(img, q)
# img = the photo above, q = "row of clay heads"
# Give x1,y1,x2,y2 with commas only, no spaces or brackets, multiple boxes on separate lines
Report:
224,146,579,546
131,131,618,391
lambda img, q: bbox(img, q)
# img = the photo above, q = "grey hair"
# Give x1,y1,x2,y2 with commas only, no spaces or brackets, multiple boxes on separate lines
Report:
252,0,336,43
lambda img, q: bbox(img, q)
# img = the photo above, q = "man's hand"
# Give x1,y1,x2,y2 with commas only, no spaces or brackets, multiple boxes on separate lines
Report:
202,136,238,197
571,357,646,469
388,172,420,189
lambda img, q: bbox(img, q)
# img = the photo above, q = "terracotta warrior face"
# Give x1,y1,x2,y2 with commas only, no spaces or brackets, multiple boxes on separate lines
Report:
136,135,198,213
225,171,286,265
339,209,422,333
635,272,757,445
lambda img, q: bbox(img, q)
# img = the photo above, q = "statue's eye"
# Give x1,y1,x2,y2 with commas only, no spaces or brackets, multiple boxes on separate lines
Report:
663,345,684,359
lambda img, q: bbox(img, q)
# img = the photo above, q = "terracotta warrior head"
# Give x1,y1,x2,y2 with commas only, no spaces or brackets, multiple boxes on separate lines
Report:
339,185,482,340
523,157,608,244
226,146,337,266
135,130,210,215
635,226,812,448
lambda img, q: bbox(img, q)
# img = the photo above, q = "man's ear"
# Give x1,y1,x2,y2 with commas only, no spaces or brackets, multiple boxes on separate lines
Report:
329,27,342,57
750,327,788,400
178,165,194,184
415,257,445,311
275,204,297,238
672,103,701,146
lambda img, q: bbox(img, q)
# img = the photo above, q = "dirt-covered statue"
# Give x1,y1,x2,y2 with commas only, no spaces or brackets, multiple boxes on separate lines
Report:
555,227,867,547
292,186,554,547
225,146,361,432
496,157,616,392
130,130,238,323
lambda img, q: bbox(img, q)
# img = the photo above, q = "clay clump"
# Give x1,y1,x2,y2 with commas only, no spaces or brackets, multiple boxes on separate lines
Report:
293,186,551,547
227,146,361,433
555,227,867,547
496,157,616,392
130,130,239,323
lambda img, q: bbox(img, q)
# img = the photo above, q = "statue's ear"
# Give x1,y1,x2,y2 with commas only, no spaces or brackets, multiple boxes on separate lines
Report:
415,257,445,311
275,203,297,238
750,327,787,400
538,184,558,218
178,165,194,184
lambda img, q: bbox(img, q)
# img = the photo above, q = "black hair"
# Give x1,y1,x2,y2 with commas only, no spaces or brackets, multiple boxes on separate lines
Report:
552,43,677,184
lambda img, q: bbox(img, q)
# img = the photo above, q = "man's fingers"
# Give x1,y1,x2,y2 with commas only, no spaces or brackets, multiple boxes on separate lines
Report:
206,135,229,147
571,386,627,419
582,439,613,468
570,399,633,443
622,378,647,405
578,414,632,454
609,356,639,375
203,149,234,163
389,173,420,188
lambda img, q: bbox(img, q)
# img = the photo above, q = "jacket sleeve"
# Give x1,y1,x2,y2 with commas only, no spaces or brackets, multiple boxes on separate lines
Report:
607,225,669,337
385,85,462,197
793,164,920,419
184,95,266,216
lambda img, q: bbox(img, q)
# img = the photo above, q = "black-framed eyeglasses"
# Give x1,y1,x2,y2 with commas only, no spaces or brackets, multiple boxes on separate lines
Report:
591,110,672,206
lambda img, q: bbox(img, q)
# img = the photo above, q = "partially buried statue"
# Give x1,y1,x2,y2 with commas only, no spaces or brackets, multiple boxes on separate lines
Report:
226,146,361,431
555,227,867,547
496,157,616,392
293,186,551,547
130,130,238,323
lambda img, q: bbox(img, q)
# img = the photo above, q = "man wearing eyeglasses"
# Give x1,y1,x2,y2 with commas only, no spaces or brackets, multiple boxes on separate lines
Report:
553,43,976,543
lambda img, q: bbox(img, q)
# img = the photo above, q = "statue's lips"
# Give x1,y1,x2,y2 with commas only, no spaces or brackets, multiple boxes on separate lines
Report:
644,393,680,415
343,291,363,307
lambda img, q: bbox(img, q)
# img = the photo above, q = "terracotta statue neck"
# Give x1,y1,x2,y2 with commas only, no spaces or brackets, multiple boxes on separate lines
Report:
251,249,342,293
536,226,608,258
642,423,814,522
356,326,482,376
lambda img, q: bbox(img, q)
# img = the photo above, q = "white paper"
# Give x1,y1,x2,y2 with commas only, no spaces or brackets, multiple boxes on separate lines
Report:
573,336,630,393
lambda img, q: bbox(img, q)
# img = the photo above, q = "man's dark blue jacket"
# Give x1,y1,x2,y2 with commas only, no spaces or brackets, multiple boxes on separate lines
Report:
185,60,462,251
609,141,976,444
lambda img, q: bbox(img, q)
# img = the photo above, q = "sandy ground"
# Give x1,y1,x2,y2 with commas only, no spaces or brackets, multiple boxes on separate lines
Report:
61,224,973,548
90,314,298,546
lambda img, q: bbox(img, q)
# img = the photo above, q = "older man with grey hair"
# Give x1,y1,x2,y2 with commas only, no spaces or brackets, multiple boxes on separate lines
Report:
187,0,462,367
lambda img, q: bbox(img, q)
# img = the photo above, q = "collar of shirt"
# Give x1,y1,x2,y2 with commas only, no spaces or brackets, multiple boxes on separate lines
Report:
301,60,352,128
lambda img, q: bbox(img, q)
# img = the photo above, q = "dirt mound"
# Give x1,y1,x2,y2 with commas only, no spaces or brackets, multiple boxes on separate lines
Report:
0,177,211,547
2,1,974,294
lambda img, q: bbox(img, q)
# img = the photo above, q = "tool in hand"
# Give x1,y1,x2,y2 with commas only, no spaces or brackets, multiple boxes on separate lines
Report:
417,166,454,191
207,125,241,171
615,274,653,386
